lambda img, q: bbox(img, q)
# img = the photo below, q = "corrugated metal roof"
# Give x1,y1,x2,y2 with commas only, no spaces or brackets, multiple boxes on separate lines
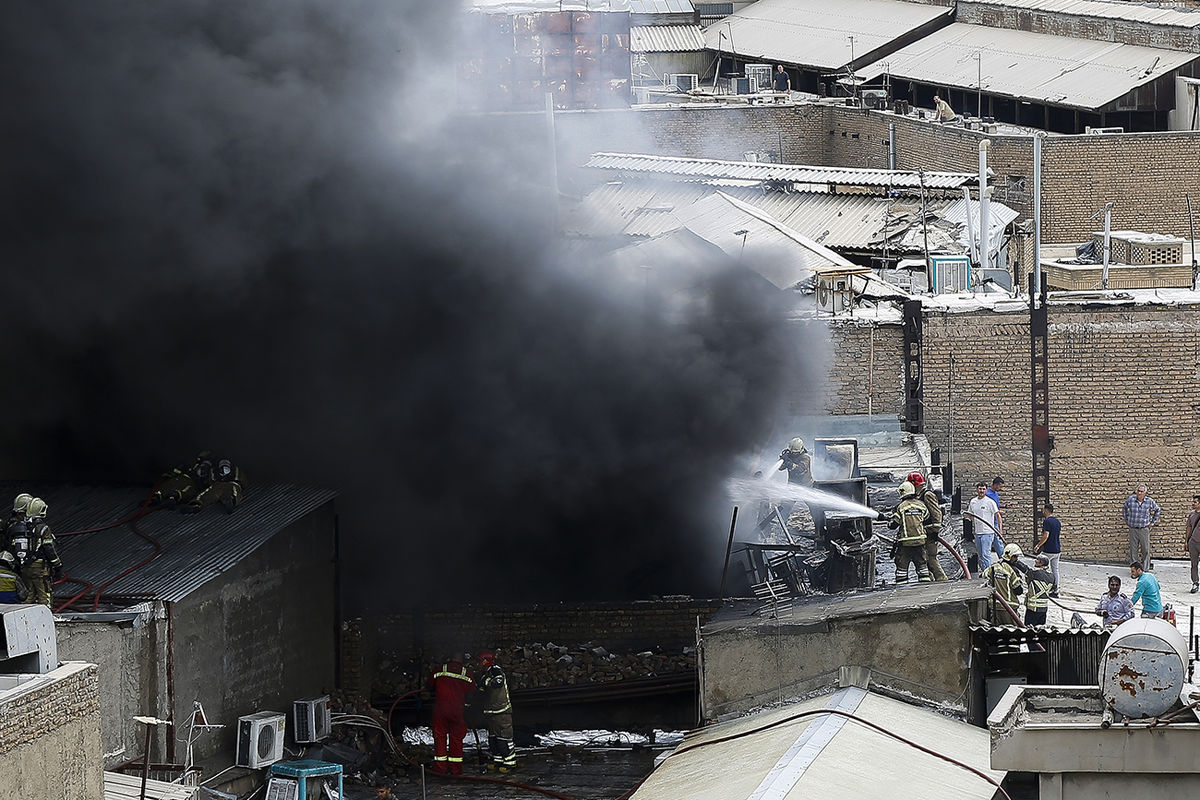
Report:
586,152,977,189
471,0,632,11
631,689,1004,800
18,482,336,604
674,192,854,286
964,0,1200,28
565,181,965,251
630,0,694,13
859,22,1198,110
105,772,196,800
701,0,953,70
631,24,706,52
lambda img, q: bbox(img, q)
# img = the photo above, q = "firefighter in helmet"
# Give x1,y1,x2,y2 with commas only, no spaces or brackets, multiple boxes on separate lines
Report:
476,649,516,772
907,472,947,580
779,437,812,486
0,550,25,604
3,493,33,553
983,543,1026,621
888,481,932,583
21,498,61,608
184,457,244,514
153,452,213,507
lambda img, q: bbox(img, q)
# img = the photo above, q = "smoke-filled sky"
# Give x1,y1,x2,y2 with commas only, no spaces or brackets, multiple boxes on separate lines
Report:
1,1,823,611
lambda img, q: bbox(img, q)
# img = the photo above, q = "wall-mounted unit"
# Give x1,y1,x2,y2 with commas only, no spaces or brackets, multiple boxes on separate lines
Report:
746,64,772,90
1085,126,1124,134
292,695,331,744
665,73,698,92
0,605,56,674
237,711,286,769
733,75,760,94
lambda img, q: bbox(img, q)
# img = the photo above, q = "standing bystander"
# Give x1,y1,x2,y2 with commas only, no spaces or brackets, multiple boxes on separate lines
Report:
967,482,1001,570
1033,504,1062,593
1185,495,1200,593
773,65,791,93
1122,484,1160,571
1129,562,1163,619
985,477,1007,561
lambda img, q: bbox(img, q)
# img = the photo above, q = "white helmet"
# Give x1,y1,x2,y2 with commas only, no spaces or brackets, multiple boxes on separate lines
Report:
12,493,32,516
898,481,916,499
1003,543,1023,559
788,437,805,453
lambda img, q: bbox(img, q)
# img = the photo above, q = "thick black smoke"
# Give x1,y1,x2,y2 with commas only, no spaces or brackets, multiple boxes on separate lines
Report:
1,2,819,610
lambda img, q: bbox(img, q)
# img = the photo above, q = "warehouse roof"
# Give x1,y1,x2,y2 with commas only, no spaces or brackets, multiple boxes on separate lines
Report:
858,22,1198,110
25,482,337,604
700,0,953,70
631,24,705,52
630,0,694,13
963,0,1200,29
585,152,978,190
631,687,1005,800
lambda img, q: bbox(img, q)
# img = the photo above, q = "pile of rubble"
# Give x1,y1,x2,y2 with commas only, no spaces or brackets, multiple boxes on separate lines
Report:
373,642,696,698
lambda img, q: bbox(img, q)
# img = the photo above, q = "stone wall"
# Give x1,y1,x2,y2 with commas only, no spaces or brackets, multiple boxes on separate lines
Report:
0,662,104,800
823,319,905,417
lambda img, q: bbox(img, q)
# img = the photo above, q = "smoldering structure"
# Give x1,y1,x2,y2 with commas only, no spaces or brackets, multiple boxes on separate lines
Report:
0,1,822,607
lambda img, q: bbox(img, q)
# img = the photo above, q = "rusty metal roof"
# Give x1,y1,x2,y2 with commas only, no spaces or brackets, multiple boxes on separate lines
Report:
585,152,977,190
12,482,336,604
631,24,706,52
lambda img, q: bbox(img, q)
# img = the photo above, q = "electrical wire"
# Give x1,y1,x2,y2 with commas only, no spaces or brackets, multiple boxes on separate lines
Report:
658,707,1012,800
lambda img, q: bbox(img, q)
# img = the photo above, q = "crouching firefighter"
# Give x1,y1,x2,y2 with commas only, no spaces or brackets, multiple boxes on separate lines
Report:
889,481,932,583
428,657,475,775
477,650,517,772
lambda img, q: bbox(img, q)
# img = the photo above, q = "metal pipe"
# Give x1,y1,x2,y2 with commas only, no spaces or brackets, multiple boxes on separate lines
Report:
1101,707,1114,728
719,507,739,598
545,92,559,232
962,186,978,266
1101,202,1113,289
140,723,153,800
888,122,896,170
978,140,991,272
166,603,176,764
1187,193,1197,289
1033,133,1043,293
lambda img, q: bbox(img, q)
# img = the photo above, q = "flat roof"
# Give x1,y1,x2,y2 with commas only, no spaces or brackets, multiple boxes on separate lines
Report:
700,0,952,70
859,22,1198,110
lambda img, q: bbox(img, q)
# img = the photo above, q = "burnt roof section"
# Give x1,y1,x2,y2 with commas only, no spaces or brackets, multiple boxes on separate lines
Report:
5,482,337,604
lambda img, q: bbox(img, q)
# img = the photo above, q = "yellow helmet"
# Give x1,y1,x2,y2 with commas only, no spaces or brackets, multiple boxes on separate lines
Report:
26,497,47,520
12,493,32,515
898,481,917,499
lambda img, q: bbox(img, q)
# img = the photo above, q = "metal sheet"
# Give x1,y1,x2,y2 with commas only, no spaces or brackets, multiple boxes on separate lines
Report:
962,0,1200,28
586,152,976,189
12,482,336,604
631,24,706,52
858,22,1198,110
701,0,953,70
630,0,694,13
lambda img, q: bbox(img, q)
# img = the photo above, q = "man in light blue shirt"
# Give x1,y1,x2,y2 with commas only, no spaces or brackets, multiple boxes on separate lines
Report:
1129,562,1163,618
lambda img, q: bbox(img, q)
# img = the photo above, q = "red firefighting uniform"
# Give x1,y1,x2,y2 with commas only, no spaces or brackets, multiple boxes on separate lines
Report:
428,661,475,774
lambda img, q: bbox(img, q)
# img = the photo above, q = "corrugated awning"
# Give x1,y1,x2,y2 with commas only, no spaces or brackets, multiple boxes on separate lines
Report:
858,22,1199,110
586,152,977,190
631,24,705,52
701,0,953,70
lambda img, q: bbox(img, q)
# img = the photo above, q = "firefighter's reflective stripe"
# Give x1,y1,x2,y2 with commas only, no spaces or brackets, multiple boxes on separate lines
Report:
1026,576,1053,610
447,756,463,763
435,670,474,682
893,498,928,545
433,755,448,762
483,704,512,714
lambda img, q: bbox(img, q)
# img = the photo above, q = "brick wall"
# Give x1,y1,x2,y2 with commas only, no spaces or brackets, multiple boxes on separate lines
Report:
958,0,1200,51
483,102,1200,243
346,599,720,697
0,662,104,800
824,320,905,417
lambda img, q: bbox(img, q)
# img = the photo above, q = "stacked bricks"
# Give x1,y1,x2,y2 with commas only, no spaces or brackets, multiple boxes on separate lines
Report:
0,663,101,754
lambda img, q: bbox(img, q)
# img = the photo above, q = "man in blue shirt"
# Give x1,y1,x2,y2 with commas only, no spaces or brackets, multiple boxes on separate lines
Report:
1129,562,1163,618
985,476,1007,561
1122,483,1161,571
1033,504,1062,593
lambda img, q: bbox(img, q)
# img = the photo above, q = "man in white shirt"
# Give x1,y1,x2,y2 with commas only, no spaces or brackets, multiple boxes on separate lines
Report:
967,482,1001,571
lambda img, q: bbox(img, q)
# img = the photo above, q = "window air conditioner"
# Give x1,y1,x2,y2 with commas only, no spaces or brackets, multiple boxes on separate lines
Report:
665,73,698,92
237,711,286,769
292,695,332,744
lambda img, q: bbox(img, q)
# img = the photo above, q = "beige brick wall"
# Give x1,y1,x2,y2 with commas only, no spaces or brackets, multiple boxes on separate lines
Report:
824,320,905,417
0,662,104,800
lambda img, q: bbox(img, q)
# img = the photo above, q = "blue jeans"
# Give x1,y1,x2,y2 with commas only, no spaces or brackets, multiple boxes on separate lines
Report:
992,534,1006,558
976,533,996,570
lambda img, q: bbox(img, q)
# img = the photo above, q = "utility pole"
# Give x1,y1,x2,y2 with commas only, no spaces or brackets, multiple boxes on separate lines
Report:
1029,272,1052,536
975,52,982,119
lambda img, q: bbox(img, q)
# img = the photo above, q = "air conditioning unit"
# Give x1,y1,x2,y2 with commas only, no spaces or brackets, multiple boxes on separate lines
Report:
665,73,698,92
733,75,759,94
1085,126,1124,134
292,696,331,744
746,64,772,90
264,777,300,800
237,711,286,769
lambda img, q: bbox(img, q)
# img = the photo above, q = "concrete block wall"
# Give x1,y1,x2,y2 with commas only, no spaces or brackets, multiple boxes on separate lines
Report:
0,662,104,800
